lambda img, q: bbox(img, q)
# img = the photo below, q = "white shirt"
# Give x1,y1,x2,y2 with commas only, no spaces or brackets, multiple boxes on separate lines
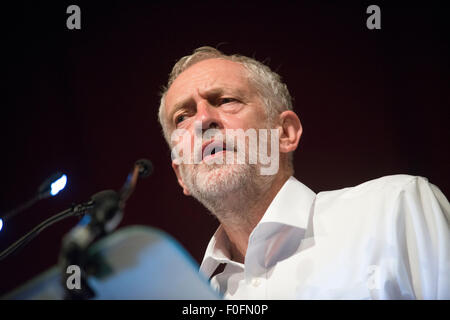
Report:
199,175,450,299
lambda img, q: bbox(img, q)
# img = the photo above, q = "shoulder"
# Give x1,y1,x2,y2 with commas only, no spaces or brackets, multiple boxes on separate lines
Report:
313,175,436,230
316,174,426,202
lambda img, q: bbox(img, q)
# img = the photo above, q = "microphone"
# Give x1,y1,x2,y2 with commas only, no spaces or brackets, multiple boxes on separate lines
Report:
119,159,153,206
59,158,152,299
0,159,152,262
64,158,153,245
135,158,153,178
82,189,122,235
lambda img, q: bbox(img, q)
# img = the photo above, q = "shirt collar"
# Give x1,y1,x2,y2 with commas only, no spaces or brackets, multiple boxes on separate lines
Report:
256,176,316,230
199,176,316,277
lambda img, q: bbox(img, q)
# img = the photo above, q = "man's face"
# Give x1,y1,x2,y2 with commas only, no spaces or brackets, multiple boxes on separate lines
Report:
164,58,273,198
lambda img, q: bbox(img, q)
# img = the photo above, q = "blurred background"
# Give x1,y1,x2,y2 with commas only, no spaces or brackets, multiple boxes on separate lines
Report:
1,1,449,296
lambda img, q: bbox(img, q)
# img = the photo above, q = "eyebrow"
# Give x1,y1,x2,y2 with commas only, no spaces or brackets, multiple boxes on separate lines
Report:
167,86,249,124
200,87,247,100
167,97,195,128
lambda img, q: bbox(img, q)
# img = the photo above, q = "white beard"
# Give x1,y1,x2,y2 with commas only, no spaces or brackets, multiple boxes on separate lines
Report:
179,154,276,223
176,120,279,221
180,158,254,199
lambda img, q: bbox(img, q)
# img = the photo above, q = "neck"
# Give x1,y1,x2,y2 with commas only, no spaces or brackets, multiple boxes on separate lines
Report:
211,172,290,263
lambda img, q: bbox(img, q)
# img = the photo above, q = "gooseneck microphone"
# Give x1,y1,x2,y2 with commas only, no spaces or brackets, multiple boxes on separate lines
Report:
0,159,152,263
135,158,153,178
58,159,153,299
119,159,153,207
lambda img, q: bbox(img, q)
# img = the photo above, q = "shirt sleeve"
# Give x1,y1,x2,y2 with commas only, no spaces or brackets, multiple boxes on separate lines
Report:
395,176,450,299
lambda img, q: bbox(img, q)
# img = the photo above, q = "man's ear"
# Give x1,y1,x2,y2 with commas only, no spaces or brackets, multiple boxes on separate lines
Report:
278,111,303,154
172,162,191,196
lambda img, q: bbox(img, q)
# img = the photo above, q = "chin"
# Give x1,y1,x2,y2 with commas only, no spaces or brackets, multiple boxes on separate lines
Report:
184,163,253,197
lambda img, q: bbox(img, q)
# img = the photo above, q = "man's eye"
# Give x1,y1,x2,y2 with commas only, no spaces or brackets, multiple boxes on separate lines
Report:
175,114,187,124
220,97,237,104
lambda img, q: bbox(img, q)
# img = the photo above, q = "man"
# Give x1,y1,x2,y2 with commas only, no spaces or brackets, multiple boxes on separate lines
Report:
158,46,450,299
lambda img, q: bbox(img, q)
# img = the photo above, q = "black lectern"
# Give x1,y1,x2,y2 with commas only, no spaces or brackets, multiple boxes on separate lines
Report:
3,226,220,299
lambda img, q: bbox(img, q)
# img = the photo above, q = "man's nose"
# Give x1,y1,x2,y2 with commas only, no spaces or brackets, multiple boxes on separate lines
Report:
196,101,222,130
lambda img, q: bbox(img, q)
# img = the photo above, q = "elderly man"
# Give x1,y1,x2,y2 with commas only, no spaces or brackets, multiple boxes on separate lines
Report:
158,46,450,299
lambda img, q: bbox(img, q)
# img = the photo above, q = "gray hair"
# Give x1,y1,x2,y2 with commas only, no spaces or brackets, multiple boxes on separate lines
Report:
158,46,295,172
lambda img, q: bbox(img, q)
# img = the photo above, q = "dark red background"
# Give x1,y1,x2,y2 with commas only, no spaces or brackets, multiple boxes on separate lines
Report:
1,1,449,296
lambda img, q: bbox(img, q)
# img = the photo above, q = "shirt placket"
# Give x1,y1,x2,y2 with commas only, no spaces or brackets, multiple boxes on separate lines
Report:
243,231,269,299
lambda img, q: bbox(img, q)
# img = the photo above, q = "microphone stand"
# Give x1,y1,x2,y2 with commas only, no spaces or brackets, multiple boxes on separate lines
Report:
0,202,93,262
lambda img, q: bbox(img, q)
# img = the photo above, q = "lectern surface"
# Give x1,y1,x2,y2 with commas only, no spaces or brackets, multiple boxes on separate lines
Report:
3,226,220,300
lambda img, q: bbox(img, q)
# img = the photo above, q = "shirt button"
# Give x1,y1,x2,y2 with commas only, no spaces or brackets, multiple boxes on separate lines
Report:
252,278,261,287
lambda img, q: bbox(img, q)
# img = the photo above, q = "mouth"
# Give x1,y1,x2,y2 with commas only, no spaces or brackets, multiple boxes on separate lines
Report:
201,140,235,161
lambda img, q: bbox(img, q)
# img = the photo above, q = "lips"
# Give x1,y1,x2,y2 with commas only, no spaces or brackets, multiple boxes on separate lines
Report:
201,140,234,160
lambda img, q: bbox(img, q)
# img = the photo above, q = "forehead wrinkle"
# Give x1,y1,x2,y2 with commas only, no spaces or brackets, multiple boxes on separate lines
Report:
164,59,260,128
198,86,221,99
169,58,249,99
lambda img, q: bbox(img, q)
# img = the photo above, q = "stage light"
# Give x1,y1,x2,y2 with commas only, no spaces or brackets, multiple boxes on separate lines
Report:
0,172,69,226
50,174,67,197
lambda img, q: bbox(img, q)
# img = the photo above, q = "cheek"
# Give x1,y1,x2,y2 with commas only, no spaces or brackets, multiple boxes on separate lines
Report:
221,110,267,130
170,129,196,160
222,118,247,130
